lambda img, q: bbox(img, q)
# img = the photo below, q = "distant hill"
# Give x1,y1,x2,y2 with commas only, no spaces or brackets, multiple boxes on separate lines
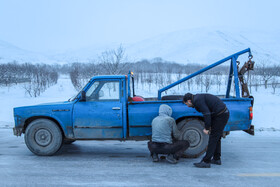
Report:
0,40,53,64
124,28,280,65
0,28,279,65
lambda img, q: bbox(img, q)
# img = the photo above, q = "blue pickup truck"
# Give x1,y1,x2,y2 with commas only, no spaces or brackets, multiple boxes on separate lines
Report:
13,48,255,157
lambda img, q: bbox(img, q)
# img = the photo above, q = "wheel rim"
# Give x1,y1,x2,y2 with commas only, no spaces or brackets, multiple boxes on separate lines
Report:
182,128,201,148
35,128,52,147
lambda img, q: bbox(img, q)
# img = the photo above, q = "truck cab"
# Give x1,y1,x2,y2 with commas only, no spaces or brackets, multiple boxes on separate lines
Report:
72,76,128,139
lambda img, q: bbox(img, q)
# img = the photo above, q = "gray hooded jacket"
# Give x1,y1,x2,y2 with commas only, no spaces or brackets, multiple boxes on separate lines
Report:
151,104,180,144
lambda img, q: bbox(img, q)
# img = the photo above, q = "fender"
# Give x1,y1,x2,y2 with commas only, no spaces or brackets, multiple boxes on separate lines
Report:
22,114,73,138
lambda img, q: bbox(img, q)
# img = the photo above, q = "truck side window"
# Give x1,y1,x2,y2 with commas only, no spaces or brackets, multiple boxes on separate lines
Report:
86,81,119,101
99,81,119,101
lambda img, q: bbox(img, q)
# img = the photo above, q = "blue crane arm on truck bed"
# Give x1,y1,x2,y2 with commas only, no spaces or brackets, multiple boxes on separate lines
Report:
13,48,254,157
157,48,252,100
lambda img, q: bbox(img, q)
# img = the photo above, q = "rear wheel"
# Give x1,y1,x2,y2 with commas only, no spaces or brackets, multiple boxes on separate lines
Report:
177,118,209,158
24,119,63,156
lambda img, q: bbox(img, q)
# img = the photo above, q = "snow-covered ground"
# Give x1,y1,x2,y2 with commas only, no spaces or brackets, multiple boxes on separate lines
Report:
0,75,279,131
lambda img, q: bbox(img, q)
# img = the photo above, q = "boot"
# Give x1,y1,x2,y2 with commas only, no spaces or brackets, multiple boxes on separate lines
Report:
166,154,177,164
151,153,159,162
211,159,221,165
193,160,210,168
173,153,181,160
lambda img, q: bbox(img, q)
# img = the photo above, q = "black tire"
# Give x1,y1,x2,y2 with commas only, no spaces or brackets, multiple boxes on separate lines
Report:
64,139,76,144
24,119,63,156
177,118,209,158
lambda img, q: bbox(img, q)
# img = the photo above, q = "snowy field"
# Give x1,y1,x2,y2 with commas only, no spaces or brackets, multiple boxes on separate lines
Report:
0,74,279,131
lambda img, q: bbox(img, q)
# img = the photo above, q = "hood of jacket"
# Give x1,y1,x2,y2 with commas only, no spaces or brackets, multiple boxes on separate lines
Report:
158,104,172,117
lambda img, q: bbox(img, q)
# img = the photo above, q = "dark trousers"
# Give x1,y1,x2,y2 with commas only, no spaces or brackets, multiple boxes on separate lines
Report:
148,140,189,156
203,111,230,163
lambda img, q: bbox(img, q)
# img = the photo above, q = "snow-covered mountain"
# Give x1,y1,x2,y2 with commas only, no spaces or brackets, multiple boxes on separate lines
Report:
124,28,280,65
0,28,279,65
0,40,54,64
48,43,121,63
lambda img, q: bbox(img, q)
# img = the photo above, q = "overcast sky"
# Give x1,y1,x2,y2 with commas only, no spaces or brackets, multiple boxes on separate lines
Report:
0,0,279,53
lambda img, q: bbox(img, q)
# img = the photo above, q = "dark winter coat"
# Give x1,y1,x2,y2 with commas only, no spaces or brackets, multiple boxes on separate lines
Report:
192,94,227,130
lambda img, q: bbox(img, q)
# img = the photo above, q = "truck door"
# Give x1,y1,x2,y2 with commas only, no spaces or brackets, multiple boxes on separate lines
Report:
73,79,123,139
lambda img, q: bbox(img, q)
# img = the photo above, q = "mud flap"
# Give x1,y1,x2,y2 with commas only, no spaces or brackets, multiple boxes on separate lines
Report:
243,125,254,136
13,127,23,136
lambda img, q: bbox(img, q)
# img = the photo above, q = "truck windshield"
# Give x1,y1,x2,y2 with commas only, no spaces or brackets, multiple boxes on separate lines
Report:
68,79,92,102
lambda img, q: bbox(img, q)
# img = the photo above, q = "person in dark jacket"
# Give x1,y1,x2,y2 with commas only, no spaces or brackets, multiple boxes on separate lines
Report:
148,104,190,164
183,93,230,168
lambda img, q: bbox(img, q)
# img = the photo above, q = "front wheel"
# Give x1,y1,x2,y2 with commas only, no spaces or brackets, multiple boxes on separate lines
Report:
177,118,209,158
24,119,63,156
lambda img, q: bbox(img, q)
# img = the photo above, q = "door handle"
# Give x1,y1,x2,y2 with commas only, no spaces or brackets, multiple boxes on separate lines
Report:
112,107,121,110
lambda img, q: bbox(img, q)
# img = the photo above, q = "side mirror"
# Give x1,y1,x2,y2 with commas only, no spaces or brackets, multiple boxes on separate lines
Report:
80,91,86,102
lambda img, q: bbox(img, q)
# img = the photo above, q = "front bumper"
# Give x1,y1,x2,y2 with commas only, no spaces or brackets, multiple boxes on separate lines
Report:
13,127,23,136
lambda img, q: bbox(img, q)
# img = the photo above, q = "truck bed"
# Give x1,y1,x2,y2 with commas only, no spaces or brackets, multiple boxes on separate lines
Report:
127,97,252,137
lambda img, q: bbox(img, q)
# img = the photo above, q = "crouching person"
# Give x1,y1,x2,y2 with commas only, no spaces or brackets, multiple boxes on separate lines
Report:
148,104,189,164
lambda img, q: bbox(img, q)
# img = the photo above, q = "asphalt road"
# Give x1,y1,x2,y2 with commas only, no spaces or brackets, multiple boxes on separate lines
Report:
1,129,280,187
